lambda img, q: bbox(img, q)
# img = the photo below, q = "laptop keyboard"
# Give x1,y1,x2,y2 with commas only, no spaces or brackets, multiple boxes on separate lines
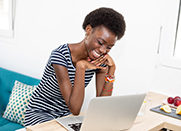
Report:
68,123,82,131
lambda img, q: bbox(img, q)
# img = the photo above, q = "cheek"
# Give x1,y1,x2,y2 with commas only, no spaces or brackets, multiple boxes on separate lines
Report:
106,50,110,54
85,39,94,56
87,38,97,50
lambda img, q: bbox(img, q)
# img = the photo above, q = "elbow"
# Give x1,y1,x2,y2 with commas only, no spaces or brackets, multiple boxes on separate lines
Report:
72,111,80,116
70,109,80,116
68,99,83,115
69,106,81,116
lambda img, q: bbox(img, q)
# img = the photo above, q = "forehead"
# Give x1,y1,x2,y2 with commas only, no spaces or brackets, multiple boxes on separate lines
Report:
92,26,117,44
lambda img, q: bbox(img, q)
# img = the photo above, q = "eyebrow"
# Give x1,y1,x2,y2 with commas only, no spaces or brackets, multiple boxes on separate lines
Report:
98,37,107,44
97,38,115,46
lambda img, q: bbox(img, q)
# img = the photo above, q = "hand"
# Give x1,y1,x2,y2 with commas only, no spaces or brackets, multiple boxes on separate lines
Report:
76,59,106,70
89,54,108,67
103,54,115,68
90,54,115,67
79,54,115,70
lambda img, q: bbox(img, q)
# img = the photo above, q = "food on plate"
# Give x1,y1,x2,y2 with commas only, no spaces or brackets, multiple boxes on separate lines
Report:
160,105,171,113
174,98,181,106
174,96,181,101
176,105,181,115
166,96,181,107
167,97,174,104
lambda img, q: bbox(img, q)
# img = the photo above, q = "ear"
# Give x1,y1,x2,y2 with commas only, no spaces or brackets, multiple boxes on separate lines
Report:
85,25,93,36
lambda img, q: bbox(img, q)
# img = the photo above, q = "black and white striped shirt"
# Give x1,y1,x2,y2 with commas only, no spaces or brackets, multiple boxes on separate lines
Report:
27,43,95,116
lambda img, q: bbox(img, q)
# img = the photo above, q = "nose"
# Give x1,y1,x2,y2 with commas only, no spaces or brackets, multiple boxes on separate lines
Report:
100,45,107,54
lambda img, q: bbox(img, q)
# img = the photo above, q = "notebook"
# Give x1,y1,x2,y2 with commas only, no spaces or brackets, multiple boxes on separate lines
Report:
56,93,146,131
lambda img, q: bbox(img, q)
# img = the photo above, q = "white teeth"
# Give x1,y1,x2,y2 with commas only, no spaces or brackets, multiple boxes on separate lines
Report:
93,50,100,57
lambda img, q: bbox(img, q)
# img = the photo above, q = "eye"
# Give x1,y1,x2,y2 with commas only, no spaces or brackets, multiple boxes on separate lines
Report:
107,47,111,50
107,46,112,50
97,40,103,45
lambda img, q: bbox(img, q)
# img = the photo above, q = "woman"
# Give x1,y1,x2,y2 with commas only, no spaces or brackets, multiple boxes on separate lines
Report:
25,7,126,126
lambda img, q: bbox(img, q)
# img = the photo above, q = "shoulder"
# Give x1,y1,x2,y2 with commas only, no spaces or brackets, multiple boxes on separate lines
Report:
53,43,69,54
49,43,70,67
51,43,71,58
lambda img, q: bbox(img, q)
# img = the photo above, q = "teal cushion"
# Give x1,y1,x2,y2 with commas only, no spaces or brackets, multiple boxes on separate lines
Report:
0,67,40,116
0,116,23,131
3,80,38,126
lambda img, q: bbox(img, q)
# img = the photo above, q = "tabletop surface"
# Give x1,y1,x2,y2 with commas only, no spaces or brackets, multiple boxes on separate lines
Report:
25,91,181,131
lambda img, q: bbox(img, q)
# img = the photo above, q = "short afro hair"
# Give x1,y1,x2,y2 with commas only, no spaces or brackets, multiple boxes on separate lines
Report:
82,7,126,40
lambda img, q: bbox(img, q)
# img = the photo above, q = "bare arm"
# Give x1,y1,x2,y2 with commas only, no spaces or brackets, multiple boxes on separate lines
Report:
95,54,116,97
53,60,105,115
53,61,86,115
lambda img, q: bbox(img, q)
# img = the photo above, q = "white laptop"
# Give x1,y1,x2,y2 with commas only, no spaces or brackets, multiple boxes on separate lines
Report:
56,93,146,131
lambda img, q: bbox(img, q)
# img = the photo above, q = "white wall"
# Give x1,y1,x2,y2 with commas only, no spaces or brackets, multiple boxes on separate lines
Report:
0,0,169,111
150,0,181,98
151,64,181,97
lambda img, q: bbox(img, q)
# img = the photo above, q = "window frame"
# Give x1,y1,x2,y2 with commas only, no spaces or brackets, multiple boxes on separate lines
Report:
0,0,17,44
160,0,181,69
0,0,14,37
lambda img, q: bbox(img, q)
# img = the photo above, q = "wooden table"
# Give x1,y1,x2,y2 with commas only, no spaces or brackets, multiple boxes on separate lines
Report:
26,92,181,131
129,92,181,131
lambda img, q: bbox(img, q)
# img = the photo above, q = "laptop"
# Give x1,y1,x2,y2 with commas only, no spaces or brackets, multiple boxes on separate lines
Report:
56,93,146,131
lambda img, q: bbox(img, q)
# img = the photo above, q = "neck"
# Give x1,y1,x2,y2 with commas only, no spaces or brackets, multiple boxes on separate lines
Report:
69,39,88,63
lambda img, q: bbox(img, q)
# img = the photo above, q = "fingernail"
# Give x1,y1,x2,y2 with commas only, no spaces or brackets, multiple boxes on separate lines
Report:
87,57,91,61
91,61,94,63
104,54,107,57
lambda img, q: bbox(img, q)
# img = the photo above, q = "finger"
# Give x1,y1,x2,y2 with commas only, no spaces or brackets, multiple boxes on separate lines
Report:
103,54,108,58
96,66,107,70
104,60,108,65
93,55,106,64
91,56,102,62
91,54,108,66
96,58,107,66
98,55,108,64
87,57,91,62
95,54,106,61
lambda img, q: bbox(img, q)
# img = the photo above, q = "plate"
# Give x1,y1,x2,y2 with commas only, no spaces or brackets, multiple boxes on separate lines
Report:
150,105,181,120
163,99,177,109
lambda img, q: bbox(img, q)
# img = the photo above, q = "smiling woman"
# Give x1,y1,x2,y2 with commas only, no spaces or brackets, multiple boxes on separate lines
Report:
24,7,126,127
84,25,116,60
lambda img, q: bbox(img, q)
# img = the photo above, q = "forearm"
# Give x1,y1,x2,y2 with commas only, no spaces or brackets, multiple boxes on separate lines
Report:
53,62,86,115
99,65,116,96
69,63,86,115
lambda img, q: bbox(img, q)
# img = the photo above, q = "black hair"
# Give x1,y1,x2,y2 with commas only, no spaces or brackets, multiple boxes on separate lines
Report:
82,7,126,40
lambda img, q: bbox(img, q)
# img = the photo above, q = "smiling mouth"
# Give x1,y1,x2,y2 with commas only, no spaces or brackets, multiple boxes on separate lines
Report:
93,50,101,58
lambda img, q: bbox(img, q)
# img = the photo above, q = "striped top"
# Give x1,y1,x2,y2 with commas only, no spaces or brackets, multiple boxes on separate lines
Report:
27,43,95,117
